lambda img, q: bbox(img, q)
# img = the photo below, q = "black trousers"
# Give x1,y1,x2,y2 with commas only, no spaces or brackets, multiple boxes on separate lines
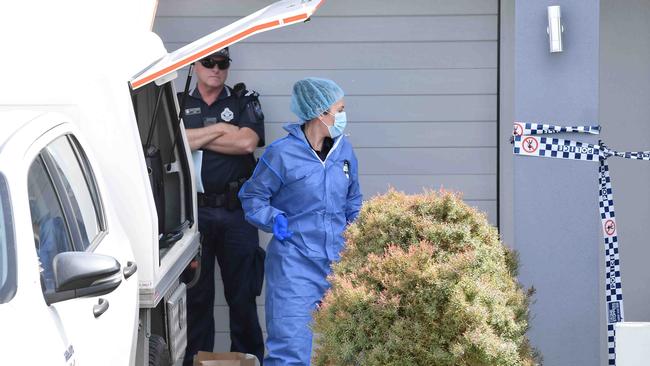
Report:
183,206,265,365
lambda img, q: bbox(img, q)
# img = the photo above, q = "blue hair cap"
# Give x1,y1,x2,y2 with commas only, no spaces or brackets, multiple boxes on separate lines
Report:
290,77,344,122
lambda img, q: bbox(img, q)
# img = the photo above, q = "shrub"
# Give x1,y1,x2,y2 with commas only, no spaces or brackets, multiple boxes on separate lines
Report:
312,189,538,366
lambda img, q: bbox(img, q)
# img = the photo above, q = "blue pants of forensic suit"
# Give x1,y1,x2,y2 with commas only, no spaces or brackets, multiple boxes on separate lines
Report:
183,207,265,365
264,239,331,366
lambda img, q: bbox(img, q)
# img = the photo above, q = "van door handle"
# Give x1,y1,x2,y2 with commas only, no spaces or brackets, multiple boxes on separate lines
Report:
123,261,137,280
93,298,109,318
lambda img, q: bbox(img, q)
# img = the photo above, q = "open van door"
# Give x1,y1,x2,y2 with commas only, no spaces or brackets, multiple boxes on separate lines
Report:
127,0,326,308
131,0,324,89
126,1,325,364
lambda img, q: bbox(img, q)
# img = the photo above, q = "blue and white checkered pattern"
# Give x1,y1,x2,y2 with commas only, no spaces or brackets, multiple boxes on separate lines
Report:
599,160,624,366
513,135,604,161
512,122,642,365
513,122,600,136
608,150,650,160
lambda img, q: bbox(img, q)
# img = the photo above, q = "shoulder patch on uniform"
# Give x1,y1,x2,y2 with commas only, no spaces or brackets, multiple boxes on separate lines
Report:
250,99,264,120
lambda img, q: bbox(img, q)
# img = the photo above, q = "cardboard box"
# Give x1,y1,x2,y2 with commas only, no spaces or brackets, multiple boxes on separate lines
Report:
193,351,260,366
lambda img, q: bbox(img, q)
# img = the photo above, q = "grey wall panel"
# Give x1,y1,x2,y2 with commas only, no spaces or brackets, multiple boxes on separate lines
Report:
355,147,496,175
359,174,496,200
226,69,497,96
213,305,267,333
155,0,498,355
167,41,498,69
601,0,650,327
515,1,601,365
258,95,497,122
156,15,498,43
265,122,497,148
174,68,496,102
212,333,231,353
499,0,515,248
157,0,498,17
470,200,496,225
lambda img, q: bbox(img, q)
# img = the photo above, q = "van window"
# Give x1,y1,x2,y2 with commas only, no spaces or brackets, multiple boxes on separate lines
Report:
0,174,16,303
28,135,106,291
28,156,75,290
46,136,103,250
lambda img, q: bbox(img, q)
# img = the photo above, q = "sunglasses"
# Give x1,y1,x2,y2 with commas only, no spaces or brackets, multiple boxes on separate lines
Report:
199,57,231,70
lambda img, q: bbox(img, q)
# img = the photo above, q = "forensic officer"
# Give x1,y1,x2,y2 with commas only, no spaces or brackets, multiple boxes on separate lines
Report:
180,47,265,365
239,77,363,365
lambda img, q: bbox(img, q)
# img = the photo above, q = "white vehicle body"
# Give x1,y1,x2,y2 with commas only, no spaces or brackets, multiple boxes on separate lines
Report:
0,0,323,365
0,112,140,365
0,112,138,365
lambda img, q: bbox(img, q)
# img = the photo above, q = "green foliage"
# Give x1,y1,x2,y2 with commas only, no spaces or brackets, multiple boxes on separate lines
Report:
312,189,538,366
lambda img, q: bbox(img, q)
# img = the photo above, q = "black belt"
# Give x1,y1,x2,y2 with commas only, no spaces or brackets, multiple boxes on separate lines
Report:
198,178,249,210
197,192,227,208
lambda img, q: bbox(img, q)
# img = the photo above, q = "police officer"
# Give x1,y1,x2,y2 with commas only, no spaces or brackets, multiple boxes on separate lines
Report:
180,47,265,365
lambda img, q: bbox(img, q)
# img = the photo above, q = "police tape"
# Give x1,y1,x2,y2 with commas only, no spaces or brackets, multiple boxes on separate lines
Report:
513,122,601,137
512,122,650,366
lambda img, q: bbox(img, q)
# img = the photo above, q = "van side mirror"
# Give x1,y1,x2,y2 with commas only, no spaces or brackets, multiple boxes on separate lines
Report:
44,252,122,305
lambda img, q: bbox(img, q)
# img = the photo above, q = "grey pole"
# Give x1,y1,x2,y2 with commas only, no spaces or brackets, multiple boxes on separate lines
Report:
514,1,602,365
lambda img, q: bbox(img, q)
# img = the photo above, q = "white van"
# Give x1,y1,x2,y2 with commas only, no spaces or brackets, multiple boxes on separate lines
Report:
0,0,322,365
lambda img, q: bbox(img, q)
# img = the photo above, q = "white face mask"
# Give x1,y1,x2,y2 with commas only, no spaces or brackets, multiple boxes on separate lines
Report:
319,111,347,138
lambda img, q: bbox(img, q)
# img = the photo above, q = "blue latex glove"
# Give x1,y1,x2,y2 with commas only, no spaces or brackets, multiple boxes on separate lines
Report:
273,214,293,241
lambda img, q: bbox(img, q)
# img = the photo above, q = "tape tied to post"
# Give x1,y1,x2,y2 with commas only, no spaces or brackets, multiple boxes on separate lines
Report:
512,122,650,366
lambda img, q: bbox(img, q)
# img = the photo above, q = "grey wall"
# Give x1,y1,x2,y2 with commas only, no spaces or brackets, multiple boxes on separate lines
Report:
600,0,650,326
155,0,499,223
500,0,515,248
514,1,602,365
154,0,498,354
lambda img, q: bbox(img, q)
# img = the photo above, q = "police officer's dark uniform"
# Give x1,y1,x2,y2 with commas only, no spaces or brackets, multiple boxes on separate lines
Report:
180,56,266,364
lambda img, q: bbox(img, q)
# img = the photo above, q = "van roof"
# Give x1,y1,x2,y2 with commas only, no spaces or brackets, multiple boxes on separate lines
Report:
0,111,44,149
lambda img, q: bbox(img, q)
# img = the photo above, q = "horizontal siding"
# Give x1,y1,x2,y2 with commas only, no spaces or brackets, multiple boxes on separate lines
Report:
157,0,498,17
227,69,497,96
355,148,496,175
265,122,497,148
166,41,497,69
156,15,498,43
258,95,497,122
360,174,496,200
155,0,498,354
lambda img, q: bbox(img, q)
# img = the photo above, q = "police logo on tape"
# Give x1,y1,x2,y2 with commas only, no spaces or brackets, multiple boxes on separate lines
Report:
604,219,616,236
522,137,539,153
513,123,524,136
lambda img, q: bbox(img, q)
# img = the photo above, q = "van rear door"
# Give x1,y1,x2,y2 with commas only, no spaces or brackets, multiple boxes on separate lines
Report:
130,0,324,89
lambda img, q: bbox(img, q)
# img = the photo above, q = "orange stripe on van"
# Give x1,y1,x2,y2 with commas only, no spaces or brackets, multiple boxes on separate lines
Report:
131,19,281,89
283,13,308,23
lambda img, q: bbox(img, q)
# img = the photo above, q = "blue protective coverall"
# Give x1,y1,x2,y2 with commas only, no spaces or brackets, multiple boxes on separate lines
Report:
239,123,362,365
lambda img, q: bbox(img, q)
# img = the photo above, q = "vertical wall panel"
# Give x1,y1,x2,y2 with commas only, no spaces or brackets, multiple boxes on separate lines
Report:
514,1,601,365
601,0,650,340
